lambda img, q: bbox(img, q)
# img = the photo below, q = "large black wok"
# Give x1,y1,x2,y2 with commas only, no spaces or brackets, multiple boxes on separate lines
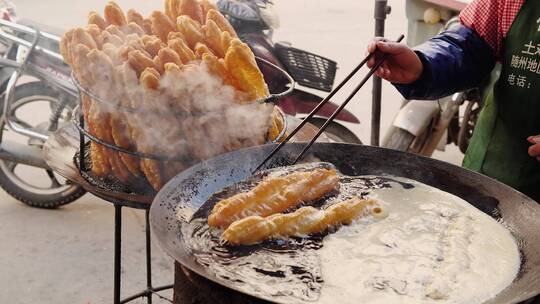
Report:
150,143,540,304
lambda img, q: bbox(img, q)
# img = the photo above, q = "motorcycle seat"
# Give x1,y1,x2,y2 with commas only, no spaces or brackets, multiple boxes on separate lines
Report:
217,0,261,22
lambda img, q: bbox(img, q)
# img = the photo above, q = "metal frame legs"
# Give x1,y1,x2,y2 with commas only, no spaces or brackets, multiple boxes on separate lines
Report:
112,204,173,304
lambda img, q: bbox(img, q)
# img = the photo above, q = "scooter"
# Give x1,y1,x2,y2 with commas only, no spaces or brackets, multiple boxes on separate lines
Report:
0,6,86,208
218,0,362,144
383,2,484,156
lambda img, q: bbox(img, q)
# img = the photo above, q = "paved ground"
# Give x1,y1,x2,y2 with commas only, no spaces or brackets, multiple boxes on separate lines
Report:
0,1,464,303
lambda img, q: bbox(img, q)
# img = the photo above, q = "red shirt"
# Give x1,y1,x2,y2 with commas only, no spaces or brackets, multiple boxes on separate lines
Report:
460,0,525,60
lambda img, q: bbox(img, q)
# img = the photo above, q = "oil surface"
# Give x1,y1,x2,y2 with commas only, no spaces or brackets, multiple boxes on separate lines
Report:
179,163,520,303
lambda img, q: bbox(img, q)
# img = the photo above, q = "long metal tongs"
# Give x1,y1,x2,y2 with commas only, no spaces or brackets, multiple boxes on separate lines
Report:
254,34,405,173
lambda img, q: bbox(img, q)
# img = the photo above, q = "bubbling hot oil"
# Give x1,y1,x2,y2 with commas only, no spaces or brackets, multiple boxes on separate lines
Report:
318,176,521,304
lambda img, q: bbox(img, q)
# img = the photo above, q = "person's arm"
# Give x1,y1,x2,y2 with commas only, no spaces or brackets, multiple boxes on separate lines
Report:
394,24,496,100
366,23,496,100
366,0,511,100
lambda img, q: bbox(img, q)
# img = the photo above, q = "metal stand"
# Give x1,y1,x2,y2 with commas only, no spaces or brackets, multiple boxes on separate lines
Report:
371,0,391,146
112,203,173,304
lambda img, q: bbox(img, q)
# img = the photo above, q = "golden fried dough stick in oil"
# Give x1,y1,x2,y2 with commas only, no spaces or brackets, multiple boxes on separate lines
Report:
194,42,214,59
199,0,218,22
222,198,385,245
154,47,182,74
225,39,269,101
208,168,340,228
201,19,226,58
178,0,204,24
150,11,176,42
104,1,127,26
176,15,204,48
168,38,196,64
165,0,181,20
88,11,107,30
206,9,237,38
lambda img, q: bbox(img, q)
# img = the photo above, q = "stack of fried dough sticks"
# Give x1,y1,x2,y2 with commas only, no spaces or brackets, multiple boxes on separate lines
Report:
61,0,285,192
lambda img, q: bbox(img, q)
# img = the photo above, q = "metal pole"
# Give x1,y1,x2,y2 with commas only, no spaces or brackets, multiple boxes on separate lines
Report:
114,204,122,304
145,209,153,304
371,0,391,146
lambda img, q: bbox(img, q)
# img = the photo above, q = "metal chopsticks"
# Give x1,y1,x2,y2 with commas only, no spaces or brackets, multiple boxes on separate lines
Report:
253,34,405,173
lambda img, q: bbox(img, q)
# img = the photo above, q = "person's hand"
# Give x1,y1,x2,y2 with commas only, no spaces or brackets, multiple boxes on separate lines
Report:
366,37,424,84
528,135,540,163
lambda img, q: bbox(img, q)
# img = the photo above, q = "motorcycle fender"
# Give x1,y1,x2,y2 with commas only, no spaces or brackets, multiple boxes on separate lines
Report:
437,129,448,151
392,100,439,137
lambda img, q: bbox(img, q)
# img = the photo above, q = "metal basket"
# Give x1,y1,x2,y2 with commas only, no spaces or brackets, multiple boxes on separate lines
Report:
274,43,337,92
71,57,293,196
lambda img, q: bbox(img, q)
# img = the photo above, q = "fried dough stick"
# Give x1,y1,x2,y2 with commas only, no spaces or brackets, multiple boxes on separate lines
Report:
176,15,204,49
208,168,340,228
101,51,145,179
150,11,176,42
70,45,110,177
136,67,168,190
199,0,218,21
133,46,188,190
86,49,138,184
127,9,153,35
178,0,204,24
222,198,386,245
206,9,237,38
225,39,269,101
64,29,114,178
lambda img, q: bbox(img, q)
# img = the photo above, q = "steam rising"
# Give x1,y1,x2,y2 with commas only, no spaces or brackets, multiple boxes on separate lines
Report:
86,57,273,176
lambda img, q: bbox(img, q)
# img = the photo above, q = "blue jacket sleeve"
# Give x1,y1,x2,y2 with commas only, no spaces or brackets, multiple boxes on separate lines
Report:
394,23,496,100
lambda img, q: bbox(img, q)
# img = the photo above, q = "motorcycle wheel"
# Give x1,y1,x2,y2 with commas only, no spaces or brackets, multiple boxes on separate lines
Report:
308,118,362,144
0,81,86,208
458,100,481,154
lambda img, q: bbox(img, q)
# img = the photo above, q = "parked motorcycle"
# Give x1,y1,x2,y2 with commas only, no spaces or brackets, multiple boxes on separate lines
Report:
0,4,86,208
0,0,362,209
218,0,362,144
383,7,484,157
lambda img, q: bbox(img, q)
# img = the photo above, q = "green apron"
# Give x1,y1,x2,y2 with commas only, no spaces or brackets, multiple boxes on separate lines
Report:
463,0,540,201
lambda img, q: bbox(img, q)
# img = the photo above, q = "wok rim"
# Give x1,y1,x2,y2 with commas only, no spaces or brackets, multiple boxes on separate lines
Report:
151,142,540,304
